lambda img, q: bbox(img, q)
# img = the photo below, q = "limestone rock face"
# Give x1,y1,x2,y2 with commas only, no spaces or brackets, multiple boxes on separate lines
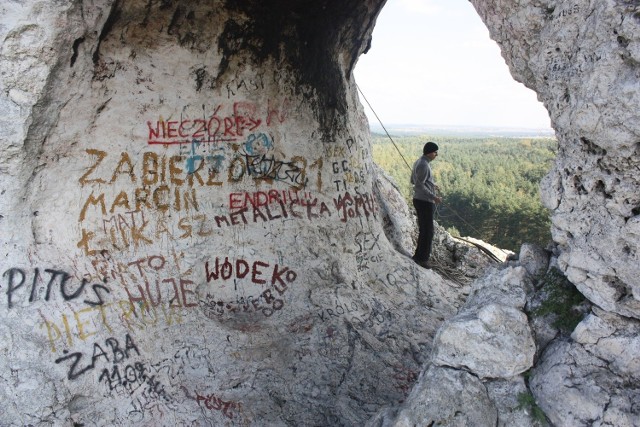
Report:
3,0,640,425
466,1,640,423
518,243,550,277
371,366,499,427
373,164,415,257
431,266,536,379
379,251,637,426
571,307,640,382
0,0,474,425
432,303,535,379
530,339,640,427
368,264,539,427
370,373,536,427
469,0,640,320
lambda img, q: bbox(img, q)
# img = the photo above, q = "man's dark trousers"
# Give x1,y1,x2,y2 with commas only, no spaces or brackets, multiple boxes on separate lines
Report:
413,198,435,263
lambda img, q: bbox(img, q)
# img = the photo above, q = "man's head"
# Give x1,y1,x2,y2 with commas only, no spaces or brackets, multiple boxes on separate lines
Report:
423,142,438,160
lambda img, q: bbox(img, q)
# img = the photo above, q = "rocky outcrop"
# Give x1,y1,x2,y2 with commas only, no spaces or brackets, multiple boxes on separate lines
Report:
0,1,479,425
375,366,499,427
369,259,539,427
531,308,640,426
464,2,640,425
2,0,640,425
431,266,536,379
374,243,639,426
470,0,640,320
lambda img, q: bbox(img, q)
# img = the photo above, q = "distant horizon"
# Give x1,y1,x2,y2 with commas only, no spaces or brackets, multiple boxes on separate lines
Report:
369,122,555,131
367,122,557,138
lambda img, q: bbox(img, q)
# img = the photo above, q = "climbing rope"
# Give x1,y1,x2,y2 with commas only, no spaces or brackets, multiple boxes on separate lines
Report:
356,84,413,171
435,203,507,262
356,84,509,264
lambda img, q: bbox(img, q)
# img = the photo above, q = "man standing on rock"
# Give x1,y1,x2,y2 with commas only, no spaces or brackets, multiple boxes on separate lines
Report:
411,141,442,269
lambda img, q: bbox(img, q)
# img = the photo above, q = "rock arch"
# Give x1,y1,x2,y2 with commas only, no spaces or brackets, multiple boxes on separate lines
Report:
1,0,638,425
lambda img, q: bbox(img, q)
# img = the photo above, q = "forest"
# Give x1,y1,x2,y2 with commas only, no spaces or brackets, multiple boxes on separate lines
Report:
371,133,557,251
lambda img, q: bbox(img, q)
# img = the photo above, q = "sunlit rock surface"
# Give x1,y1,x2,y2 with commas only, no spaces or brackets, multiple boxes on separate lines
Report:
472,0,640,320
431,267,536,380
3,0,640,425
386,1,640,424
531,338,640,427
470,1,640,424
370,263,538,427
0,0,475,425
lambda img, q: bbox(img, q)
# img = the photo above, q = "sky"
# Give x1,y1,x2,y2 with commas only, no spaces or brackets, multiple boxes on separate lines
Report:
353,0,552,130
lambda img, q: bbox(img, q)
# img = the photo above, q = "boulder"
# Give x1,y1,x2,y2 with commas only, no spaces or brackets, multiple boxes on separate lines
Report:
429,266,535,379
432,303,535,379
572,307,640,381
519,243,550,277
368,366,498,427
530,340,640,426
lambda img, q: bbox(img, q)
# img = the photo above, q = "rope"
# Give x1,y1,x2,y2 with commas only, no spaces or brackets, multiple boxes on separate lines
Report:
357,84,509,262
436,203,510,259
356,84,413,171
429,256,472,287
